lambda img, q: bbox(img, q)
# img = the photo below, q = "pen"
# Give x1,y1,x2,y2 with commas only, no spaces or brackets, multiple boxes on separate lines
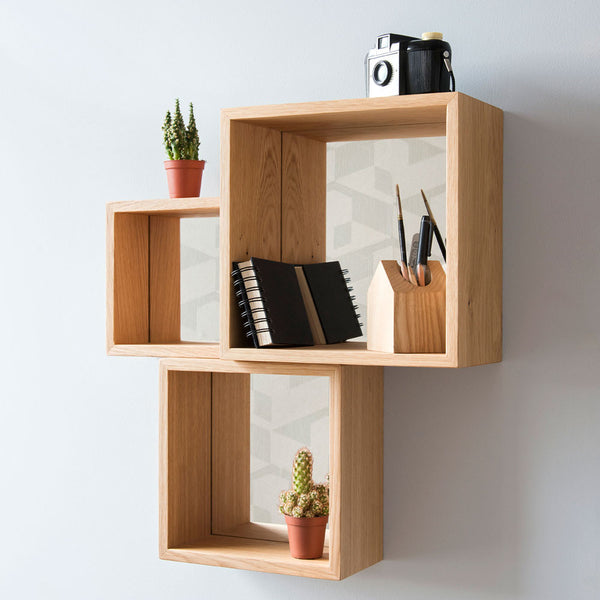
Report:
420,189,446,261
416,216,432,286
395,185,410,281
408,232,419,285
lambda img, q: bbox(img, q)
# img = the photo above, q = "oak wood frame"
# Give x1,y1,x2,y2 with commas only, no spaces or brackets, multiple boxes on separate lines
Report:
106,197,220,357
220,92,503,367
159,359,383,580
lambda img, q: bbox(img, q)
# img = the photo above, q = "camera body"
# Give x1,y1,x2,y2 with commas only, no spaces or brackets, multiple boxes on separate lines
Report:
365,33,453,97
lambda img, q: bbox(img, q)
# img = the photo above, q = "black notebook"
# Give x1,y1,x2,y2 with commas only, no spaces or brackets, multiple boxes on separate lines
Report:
232,257,362,348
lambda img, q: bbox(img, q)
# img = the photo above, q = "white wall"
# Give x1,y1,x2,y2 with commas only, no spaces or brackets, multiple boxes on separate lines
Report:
1,1,599,598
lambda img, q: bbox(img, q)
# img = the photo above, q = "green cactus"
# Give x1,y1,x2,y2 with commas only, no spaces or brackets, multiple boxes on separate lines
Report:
279,447,329,519
162,99,200,160
186,102,199,160
293,448,313,495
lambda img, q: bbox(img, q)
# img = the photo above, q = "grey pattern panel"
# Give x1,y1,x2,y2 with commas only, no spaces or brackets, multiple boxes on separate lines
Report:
180,217,220,342
250,374,329,524
327,137,447,341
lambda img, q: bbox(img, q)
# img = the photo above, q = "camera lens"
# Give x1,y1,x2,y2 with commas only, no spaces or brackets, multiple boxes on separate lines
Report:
373,60,392,86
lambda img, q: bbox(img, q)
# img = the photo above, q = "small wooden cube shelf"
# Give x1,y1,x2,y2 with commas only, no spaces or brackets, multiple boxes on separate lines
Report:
159,359,383,580
220,92,503,367
106,197,220,357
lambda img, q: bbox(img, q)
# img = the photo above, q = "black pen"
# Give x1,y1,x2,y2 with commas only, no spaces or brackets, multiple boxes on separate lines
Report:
416,216,432,286
420,189,446,261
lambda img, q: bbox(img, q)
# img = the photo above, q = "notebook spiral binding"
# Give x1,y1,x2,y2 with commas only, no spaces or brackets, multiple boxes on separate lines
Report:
232,266,273,344
339,267,363,336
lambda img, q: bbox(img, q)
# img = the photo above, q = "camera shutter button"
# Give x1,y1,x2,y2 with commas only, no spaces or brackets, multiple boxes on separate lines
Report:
373,60,392,86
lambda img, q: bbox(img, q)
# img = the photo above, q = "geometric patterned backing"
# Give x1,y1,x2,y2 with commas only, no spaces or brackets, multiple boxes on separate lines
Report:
250,374,329,524
180,217,220,342
326,137,447,341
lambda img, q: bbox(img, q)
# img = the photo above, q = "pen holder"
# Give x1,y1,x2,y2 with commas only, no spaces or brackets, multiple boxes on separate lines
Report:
367,260,446,354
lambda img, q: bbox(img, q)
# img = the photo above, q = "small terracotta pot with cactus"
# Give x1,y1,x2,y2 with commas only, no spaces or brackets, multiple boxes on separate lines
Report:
162,99,205,198
279,447,329,559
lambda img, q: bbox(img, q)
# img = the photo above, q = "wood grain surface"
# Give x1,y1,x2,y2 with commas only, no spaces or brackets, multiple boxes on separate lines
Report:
446,94,503,366
211,372,251,535
109,211,148,345
221,120,282,350
149,216,180,343
281,133,326,263
159,369,212,550
367,260,446,354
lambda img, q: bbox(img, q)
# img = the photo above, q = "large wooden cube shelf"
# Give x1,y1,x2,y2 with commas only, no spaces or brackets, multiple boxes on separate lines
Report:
220,93,503,367
106,197,220,357
159,359,383,579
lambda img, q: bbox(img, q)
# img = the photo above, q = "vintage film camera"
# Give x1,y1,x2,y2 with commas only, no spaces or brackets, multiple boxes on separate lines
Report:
365,32,455,97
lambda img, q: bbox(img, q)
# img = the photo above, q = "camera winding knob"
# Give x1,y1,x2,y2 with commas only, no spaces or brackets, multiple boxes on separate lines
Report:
421,31,444,40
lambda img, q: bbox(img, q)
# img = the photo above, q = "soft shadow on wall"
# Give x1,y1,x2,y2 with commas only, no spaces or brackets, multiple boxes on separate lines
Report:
380,98,600,597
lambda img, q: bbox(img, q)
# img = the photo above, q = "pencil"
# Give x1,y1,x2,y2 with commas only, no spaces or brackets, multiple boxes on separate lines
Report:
396,184,411,282
420,189,446,261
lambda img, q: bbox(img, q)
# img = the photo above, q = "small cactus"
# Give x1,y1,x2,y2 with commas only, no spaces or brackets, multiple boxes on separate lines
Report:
162,99,200,160
279,448,329,519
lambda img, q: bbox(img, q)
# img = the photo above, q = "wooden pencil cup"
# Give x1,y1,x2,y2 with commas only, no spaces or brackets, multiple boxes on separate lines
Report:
367,260,446,354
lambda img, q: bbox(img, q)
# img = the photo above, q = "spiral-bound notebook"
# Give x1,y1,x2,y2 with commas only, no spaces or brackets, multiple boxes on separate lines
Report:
232,257,362,348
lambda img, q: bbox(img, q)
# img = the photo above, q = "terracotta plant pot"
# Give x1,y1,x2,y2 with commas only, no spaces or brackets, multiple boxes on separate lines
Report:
284,515,328,559
164,159,205,199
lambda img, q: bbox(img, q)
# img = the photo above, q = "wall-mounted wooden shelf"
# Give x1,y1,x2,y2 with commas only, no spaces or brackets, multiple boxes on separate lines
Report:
106,197,220,357
221,93,503,367
159,359,383,580
107,92,503,580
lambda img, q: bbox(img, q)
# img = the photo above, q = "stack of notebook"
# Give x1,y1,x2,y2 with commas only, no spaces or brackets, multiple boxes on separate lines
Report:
232,257,362,348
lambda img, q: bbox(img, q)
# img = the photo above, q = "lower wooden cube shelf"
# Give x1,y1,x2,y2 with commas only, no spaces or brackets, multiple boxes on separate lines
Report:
159,359,383,580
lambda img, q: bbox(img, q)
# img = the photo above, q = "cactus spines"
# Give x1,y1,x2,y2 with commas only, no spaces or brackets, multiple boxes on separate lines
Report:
279,447,329,519
186,102,199,160
162,99,201,161
293,447,313,495
162,111,173,160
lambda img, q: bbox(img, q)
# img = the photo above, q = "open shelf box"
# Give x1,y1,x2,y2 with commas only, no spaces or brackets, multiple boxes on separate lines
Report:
220,92,503,367
106,197,220,357
159,359,383,580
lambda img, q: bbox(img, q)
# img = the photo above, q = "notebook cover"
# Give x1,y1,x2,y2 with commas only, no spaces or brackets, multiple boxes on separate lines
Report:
301,261,362,344
251,258,314,346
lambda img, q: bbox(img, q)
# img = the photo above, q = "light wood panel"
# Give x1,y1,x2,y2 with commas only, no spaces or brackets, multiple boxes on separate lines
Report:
159,368,212,550
161,359,339,378
109,197,219,217
281,133,326,263
162,537,334,579
149,216,180,343
222,93,453,134
299,121,446,142
110,211,148,345
212,372,251,534
367,260,446,354
336,366,383,578
107,342,219,358
447,94,503,366
222,344,453,367
221,120,282,349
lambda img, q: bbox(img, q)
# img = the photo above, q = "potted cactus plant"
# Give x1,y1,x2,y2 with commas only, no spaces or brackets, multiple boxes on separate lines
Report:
279,447,329,559
162,99,205,198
